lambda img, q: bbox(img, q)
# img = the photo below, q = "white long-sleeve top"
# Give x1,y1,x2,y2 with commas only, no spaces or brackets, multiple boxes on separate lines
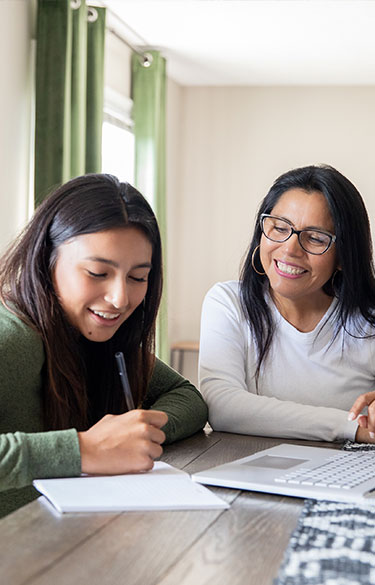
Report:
199,281,375,442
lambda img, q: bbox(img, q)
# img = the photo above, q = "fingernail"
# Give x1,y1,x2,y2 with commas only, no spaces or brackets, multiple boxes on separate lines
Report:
370,432,375,439
348,412,356,421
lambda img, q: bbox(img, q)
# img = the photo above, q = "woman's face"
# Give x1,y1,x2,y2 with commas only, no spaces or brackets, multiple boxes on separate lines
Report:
52,227,152,342
259,188,338,308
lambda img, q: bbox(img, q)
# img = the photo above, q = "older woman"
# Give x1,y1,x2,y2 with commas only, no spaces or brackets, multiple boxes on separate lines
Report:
199,165,375,443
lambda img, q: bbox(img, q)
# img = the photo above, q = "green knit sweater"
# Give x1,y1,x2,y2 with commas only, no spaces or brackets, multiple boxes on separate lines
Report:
0,303,207,518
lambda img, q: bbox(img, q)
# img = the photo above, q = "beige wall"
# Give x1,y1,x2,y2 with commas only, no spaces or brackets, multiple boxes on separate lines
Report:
0,8,131,256
0,0,34,253
3,11,375,361
167,86,375,346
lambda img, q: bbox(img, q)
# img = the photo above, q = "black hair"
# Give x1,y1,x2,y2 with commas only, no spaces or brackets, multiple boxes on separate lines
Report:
0,173,162,429
240,164,375,383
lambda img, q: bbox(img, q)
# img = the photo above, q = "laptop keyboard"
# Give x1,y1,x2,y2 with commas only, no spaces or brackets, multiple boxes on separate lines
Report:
274,451,375,489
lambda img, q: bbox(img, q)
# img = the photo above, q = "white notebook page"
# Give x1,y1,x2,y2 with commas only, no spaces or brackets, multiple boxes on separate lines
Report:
33,462,229,513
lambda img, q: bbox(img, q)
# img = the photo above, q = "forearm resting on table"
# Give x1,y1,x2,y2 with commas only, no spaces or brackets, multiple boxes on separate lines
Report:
203,385,358,442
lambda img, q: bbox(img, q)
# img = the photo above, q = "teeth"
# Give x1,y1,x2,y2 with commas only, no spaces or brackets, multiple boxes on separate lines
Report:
92,310,120,320
277,261,305,275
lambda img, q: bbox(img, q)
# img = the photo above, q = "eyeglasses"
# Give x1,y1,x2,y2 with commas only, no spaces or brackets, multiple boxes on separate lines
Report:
260,214,336,255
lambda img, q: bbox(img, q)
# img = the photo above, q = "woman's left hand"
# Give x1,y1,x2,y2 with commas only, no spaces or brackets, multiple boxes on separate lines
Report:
348,391,375,438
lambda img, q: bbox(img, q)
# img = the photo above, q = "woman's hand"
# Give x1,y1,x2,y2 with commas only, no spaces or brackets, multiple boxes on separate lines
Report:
355,425,375,444
348,391,375,441
77,409,168,475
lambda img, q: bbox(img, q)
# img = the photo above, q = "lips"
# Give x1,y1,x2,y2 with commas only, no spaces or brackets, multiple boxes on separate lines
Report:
88,308,122,326
275,260,307,276
90,309,120,320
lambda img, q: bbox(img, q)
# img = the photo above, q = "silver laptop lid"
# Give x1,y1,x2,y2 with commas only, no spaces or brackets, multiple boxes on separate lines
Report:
191,443,375,504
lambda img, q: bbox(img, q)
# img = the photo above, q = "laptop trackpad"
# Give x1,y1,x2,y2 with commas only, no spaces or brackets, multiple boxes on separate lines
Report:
241,455,308,470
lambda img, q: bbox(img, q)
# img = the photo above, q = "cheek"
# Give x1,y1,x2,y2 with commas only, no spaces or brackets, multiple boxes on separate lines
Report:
259,238,276,267
313,255,336,279
54,270,90,308
52,268,65,303
131,284,148,308
138,285,148,304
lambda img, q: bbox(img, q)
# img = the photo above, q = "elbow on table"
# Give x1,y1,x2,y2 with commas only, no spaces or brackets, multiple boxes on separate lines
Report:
207,409,238,433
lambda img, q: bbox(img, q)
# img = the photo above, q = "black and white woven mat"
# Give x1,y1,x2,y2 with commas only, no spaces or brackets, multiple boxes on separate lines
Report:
274,442,375,585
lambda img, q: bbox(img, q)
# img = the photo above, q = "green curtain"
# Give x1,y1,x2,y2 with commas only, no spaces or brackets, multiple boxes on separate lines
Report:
35,0,106,206
132,50,168,363
86,6,106,173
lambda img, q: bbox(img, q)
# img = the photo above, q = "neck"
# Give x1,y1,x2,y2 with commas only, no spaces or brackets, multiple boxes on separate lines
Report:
270,291,333,332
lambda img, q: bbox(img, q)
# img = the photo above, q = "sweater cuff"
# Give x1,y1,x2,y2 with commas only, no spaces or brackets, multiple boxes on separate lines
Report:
22,428,81,479
337,418,358,442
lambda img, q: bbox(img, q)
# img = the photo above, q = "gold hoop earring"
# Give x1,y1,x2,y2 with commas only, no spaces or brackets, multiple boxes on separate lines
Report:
251,245,266,276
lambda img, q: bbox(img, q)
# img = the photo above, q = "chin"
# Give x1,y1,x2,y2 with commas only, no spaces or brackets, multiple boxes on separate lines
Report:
81,330,116,343
270,284,305,301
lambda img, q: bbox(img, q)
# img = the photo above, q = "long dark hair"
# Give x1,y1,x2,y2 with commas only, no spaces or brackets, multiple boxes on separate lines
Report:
0,174,162,430
240,164,375,383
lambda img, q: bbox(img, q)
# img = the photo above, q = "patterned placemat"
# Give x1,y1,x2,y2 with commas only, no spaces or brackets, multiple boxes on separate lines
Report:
274,442,375,585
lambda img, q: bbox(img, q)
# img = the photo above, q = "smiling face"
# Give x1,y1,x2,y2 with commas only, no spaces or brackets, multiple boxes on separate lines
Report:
259,188,338,310
52,226,152,342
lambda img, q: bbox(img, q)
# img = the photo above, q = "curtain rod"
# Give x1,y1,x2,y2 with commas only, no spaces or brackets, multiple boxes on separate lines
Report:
103,4,154,67
107,25,153,68
73,2,154,67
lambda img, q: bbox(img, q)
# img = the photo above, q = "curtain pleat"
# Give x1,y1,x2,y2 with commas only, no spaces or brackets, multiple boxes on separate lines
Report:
35,0,72,206
86,7,106,173
132,50,168,362
70,1,87,178
35,0,105,206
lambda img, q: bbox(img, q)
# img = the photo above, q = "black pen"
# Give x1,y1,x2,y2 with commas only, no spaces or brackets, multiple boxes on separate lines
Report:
115,351,135,411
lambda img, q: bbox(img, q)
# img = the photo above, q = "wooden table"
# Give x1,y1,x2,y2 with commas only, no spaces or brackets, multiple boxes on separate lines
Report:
0,430,338,585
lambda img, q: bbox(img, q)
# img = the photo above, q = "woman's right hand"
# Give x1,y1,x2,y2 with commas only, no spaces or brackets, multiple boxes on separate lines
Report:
349,391,375,442
355,425,375,444
77,409,168,475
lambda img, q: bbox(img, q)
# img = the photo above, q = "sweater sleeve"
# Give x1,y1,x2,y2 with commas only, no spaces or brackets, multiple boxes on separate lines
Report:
142,359,208,444
0,430,81,490
199,283,358,443
0,305,82,493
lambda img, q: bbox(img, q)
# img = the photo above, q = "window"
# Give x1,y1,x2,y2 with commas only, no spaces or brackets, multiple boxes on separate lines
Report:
101,88,134,183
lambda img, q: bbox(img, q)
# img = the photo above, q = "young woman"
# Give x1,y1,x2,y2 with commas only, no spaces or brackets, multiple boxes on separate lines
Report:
199,165,375,444
0,173,207,518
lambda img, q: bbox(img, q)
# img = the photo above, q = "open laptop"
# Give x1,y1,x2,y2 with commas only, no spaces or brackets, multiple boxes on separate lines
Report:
191,443,375,504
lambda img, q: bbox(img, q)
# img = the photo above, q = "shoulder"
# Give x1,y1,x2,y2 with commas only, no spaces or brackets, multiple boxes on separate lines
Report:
199,282,250,347
0,303,45,412
204,280,241,307
339,305,375,338
202,281,246,324
143,357,200,407
150,358,185,386
0,302,44,364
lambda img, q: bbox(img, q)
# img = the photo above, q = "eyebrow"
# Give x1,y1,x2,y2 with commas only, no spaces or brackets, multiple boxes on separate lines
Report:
274,215,333,233
84,256,152,269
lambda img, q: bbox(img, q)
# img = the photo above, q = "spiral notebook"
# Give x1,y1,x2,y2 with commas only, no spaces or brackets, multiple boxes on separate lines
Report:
33,461,229,513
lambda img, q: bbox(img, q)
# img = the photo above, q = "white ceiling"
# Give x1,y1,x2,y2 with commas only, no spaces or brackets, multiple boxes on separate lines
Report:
104,0,375,86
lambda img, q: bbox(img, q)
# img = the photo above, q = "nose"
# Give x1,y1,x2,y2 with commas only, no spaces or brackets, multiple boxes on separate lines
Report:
104,278,129,310
281,232,304,256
